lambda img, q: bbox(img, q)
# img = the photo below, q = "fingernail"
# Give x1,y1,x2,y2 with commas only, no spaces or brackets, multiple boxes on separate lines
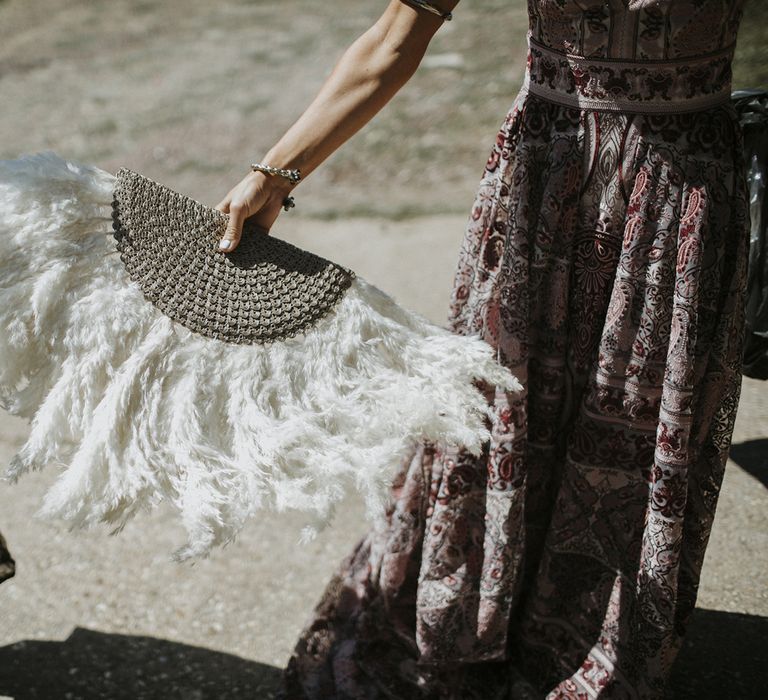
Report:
218,238,232,250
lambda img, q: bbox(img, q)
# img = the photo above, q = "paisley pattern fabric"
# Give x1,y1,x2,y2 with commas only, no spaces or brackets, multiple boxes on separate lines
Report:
279,1,750,698
523,35,736,113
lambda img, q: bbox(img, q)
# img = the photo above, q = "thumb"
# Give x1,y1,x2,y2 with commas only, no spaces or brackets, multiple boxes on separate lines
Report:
217,203,246,253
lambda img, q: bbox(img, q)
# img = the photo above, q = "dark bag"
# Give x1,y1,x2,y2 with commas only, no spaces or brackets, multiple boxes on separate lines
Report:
733,89,768,380
0,530,14,584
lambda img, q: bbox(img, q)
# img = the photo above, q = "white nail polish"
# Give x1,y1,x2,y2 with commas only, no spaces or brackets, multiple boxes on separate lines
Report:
218,239,232,250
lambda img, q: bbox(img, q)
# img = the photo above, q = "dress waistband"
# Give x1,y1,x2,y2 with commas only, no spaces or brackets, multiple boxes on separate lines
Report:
522,33,735,114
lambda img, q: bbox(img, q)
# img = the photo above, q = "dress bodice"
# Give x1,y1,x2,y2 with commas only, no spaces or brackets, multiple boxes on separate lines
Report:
522,0,748,113
528,0,746,61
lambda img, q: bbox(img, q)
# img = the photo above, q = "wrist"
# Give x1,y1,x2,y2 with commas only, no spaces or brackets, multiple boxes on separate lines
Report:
261,145,309,183
249,167,295,196
247,170,297,214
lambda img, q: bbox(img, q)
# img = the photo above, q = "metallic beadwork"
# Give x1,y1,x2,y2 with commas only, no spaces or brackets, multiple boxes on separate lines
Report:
282,195,296,211
111,168,354,345
250,162,302,185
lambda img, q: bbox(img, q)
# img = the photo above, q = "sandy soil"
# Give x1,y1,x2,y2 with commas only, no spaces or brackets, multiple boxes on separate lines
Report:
0,1,766,698
0,0,528,220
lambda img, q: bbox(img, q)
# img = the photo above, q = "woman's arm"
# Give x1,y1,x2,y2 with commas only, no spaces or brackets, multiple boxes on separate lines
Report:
214,0,459,251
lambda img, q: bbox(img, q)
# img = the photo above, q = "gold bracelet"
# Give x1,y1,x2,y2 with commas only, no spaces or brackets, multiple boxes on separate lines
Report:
399,0,453,21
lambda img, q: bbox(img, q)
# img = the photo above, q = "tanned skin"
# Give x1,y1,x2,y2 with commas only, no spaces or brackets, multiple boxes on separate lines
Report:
213,1,459,252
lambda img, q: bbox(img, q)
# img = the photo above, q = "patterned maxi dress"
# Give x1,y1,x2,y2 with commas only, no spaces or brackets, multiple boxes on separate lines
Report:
280,1,750,698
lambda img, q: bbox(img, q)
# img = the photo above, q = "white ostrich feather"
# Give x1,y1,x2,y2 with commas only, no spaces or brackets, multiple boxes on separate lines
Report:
0,151,522,561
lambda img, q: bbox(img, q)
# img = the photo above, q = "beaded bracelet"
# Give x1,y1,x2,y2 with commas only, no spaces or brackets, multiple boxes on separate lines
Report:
250,162,302,186
250,162,300,211
399,0,453,21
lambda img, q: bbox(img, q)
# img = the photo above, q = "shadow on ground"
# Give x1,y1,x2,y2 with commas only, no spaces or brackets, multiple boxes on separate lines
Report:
0,627,284,699
669,608,767,699
0,607,766,699
729,439,768,488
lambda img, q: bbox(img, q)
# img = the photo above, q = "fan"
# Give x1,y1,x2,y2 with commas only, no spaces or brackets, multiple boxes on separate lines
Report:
0,151,522,561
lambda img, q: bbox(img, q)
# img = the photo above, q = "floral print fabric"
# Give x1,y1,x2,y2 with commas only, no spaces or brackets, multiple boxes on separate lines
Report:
279,1,750,698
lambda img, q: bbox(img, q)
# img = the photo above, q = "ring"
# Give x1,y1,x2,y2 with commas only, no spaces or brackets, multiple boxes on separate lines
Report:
282,196,295,212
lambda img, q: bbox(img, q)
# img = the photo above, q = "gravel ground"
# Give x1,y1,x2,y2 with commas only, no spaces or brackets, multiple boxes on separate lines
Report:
0,1,766,698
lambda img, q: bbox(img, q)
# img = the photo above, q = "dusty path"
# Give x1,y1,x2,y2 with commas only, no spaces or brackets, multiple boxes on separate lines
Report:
0,1,767,697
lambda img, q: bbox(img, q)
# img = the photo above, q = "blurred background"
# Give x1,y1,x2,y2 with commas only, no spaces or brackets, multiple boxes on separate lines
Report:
0,1,766,698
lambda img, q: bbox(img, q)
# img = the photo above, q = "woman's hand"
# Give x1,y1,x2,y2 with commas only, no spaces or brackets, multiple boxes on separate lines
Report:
213,170,293,252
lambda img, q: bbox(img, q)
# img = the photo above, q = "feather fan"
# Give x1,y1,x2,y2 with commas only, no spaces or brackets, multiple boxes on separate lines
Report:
0,151,522,561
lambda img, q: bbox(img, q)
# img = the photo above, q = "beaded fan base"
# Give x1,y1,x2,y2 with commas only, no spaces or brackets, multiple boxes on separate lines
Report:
0,152,522,561
112,167,354,344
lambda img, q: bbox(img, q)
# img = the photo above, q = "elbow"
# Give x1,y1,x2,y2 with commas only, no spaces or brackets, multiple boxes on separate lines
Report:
359,10,438,80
